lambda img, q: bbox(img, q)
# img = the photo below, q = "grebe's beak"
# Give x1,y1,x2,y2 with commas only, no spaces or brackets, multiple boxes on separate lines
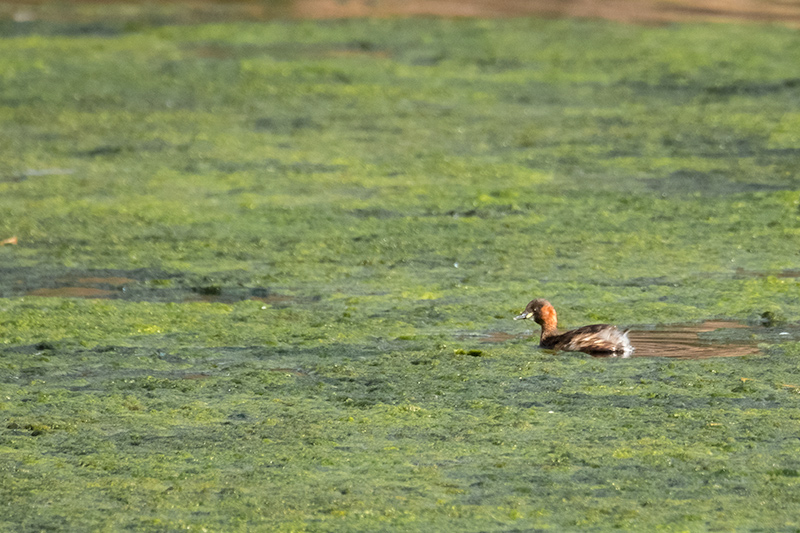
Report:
514,311,533,320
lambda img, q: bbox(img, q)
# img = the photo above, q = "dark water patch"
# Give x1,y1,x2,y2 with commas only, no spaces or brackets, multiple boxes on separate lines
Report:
623,78,800,101
350,208,402,219
1,168,75,184
268,367,310,377
646,170,793,196
184,286,296,305
325,42,390,59
351,205,527,219
181,373,211,380
254,116,319,133
0,20,123,37
443,205,525,218
76,145,128,158
655,132,800,164
510,386,784,412
408,52,447,67
28,287,117,298
186,156,345,175
769,468,800,477
284,161,346,174
590,276,677,288
75,140,180,159
734,267,800,279
138,139,179,153
192,285,222,297
76,276,137,286
474,56,524,72
180,286,297,305
0,267,295,305
664,135,755,158
0,267,168,300
760,147,800,158
24,275,136,300
185,157,277,174
461,331,527,344
260,41,390,61
704,78,800,97
2,341,63,358
250,292,295,306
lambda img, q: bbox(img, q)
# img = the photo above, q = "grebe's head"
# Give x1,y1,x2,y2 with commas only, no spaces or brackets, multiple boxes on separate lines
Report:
514,298,556,326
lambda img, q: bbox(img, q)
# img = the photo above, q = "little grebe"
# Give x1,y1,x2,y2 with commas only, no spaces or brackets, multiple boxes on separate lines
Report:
514,299,633,357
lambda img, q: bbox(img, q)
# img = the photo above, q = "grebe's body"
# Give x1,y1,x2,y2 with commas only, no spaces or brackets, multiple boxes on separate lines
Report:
515,299,633,357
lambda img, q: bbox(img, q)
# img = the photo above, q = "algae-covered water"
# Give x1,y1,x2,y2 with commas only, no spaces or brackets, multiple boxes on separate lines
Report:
2,14,800,531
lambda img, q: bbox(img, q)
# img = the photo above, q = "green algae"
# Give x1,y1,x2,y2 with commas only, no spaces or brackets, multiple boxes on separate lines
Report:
2,14,800,531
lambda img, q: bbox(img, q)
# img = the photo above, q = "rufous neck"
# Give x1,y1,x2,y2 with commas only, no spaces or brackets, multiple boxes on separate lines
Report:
538,305,558,336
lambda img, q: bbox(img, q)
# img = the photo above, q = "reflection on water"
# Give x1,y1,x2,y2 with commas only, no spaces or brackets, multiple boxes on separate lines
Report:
28,286,116,298
76,276,135,286
626,321,760,359
477,331,527,344
27,275,134,299
734,267,800,279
